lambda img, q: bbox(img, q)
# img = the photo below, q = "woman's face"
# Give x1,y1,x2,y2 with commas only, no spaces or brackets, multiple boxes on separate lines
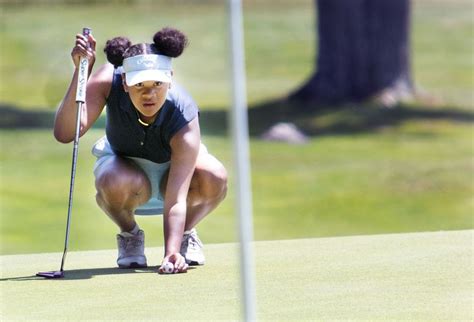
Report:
123,79,170,123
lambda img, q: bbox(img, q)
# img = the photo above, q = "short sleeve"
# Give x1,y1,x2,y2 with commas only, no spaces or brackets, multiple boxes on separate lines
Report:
157,83,199,143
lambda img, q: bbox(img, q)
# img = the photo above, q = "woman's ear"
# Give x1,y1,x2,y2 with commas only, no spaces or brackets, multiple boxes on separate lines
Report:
122,74,129,92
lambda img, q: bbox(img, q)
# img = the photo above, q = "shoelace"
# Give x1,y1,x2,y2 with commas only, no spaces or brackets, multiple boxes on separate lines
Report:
119,236,143,251
186,233,203,249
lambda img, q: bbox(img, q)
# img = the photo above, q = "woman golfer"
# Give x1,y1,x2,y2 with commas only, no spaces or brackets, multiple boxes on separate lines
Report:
54,27,227,274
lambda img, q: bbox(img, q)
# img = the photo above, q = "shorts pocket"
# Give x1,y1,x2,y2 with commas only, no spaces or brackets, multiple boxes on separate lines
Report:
91,136,113,158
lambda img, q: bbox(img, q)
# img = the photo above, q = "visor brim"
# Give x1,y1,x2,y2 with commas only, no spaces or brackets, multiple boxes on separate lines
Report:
125,70,172,86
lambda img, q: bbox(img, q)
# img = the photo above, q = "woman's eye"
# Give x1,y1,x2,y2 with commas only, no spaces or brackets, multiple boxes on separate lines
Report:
154,81,163,87
135,83,144,88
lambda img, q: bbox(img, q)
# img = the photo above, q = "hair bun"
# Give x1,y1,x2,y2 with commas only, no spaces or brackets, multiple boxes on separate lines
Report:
103,36,132,67
152,27,188,58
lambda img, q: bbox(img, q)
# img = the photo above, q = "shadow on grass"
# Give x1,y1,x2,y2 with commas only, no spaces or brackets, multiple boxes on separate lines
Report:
1,98,473,136
0,266,196,281
201,99,474,137
0,104,56,129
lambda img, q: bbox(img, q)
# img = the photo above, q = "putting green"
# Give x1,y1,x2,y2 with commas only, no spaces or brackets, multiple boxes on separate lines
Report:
1,230,472,321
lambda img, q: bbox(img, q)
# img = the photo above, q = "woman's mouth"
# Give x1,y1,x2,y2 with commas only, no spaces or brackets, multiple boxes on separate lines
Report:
142,102,155,108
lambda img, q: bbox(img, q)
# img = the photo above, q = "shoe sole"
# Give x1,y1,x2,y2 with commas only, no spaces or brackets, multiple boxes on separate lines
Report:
186,260,205,266
118,262,148,269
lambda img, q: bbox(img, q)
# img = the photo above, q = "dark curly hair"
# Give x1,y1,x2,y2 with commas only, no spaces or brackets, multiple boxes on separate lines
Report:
103,27,188,68
152,27,188,58
103,36,132,68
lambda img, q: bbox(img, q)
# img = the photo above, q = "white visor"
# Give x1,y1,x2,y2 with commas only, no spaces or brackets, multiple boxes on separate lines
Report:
123,54,172,85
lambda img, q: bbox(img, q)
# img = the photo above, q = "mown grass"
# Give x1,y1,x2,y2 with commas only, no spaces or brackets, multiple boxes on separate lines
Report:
1,120,472,254
0,0,473,254
2,231,472,320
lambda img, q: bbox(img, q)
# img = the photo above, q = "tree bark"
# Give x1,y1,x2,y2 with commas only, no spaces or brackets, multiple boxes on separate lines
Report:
289,0,413,106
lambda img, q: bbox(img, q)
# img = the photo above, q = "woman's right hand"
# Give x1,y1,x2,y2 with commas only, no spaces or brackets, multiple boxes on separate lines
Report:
71,33,96,68
158,253,189,274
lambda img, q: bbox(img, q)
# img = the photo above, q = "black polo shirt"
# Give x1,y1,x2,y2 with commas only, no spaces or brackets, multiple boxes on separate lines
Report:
105,71,199,164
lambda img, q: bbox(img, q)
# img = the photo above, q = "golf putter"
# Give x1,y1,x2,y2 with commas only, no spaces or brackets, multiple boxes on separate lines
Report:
37,27,91,279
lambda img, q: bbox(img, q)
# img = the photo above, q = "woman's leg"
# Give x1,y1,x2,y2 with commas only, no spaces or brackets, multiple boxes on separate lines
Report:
160,147,227,230
159,147,227,265
184,151,228,230
95,156,152,232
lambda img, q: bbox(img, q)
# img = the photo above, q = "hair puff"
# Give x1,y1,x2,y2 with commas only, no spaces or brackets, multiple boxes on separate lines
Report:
103,36,132,67
152,27,188,58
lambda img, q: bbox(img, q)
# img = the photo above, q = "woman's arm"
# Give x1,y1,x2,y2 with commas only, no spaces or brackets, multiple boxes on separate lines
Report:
53,33,113,143
161,117,201,272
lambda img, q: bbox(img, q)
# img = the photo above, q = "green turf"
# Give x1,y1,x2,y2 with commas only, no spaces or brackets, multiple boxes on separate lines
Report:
1,125,472,255
1,0,472,109
0,0,276,109
1,230,472,320
0,0,473,254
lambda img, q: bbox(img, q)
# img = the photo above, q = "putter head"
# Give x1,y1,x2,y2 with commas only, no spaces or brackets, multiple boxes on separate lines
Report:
36,271,64,279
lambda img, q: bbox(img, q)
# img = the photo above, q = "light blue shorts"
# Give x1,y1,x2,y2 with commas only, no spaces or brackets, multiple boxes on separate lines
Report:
92,136,170,215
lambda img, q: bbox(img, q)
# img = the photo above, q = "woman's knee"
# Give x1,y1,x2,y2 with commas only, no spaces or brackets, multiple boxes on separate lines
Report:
196,160,228,201
95,157,151,206
213,163,228,199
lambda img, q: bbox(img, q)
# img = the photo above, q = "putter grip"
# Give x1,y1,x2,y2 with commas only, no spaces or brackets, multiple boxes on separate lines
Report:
75,27,91,103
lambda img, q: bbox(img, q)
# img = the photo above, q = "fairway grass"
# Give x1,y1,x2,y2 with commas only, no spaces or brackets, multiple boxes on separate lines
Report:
1,127,473,255
1,230,472,321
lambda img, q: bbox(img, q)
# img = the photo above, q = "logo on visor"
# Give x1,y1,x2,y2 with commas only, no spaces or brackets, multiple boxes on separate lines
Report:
137,58,156,69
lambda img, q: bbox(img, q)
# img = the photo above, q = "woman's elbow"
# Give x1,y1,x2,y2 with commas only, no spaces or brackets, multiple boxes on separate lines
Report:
53,128,73,143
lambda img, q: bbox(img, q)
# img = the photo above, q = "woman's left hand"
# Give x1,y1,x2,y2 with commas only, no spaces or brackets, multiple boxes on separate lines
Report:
158,253,188,274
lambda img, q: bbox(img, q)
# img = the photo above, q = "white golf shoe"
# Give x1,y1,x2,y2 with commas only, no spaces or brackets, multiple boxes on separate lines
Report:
180,228,205,265
116,230,147,268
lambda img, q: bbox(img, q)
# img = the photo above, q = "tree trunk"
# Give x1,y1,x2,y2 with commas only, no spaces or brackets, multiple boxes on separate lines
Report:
289,0,413,106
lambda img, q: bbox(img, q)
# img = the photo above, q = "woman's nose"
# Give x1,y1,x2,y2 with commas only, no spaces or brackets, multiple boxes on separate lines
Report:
142,88,155,98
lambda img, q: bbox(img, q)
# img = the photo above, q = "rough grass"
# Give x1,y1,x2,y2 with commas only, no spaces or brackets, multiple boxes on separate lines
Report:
0,0,472,109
